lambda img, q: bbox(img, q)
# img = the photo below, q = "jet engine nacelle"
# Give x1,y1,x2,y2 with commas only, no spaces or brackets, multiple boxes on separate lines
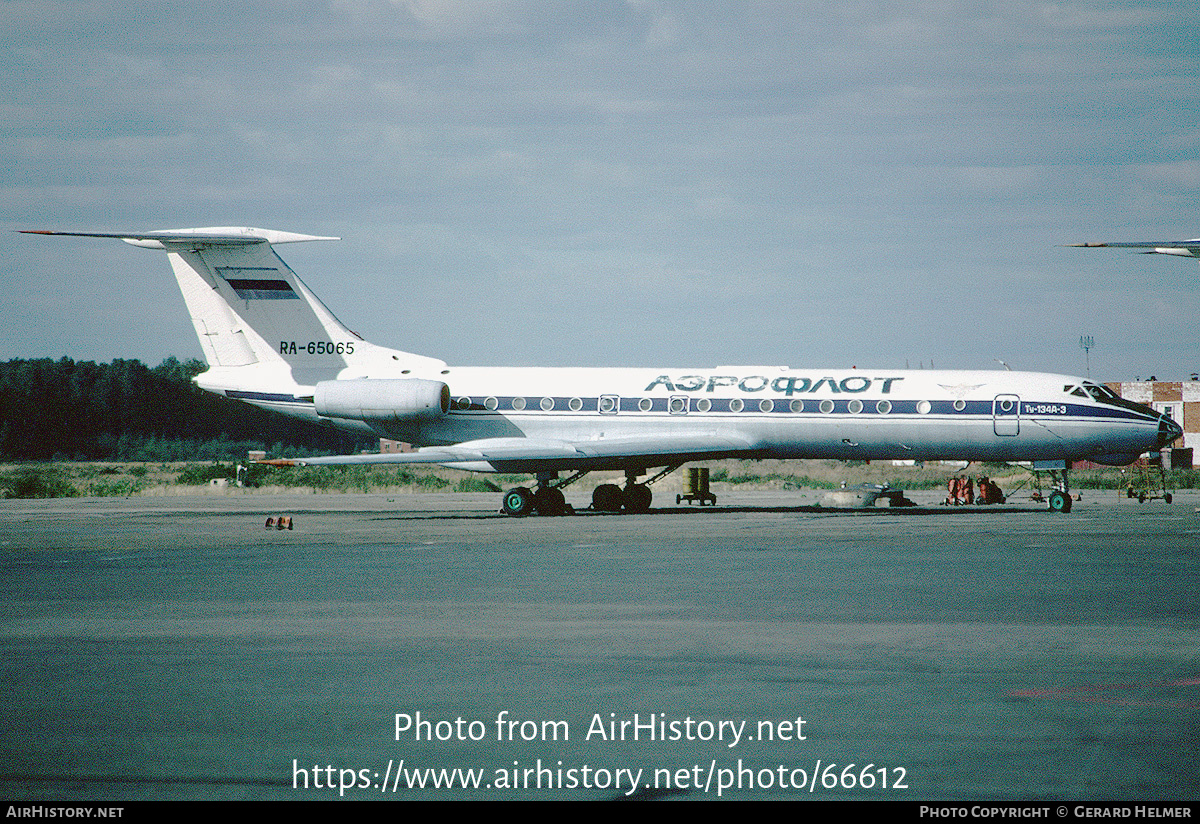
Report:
314,378,450,422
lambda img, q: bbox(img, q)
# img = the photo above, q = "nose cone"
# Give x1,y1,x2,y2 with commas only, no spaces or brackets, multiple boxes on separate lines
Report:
1157,415,1183,449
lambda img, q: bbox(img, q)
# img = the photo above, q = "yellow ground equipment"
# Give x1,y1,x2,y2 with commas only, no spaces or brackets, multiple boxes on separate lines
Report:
1122,459,1174,504
677,467,717,506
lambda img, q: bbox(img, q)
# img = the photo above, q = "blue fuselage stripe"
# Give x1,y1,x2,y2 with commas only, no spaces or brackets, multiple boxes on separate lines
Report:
440,396,1153,423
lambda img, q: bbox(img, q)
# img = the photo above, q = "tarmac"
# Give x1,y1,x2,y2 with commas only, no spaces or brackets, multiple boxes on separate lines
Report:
1,488,1197,800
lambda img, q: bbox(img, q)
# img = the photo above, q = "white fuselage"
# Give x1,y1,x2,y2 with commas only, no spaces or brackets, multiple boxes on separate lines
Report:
207,364,1173,471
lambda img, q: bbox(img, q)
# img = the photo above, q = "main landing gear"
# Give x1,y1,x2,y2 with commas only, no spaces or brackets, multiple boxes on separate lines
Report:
590,481,652,513
500,471,583,517
500,486,569,517
590,465,679,514
499,465,681,516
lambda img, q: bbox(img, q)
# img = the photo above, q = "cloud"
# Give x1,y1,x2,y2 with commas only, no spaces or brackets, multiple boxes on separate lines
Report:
3,1,1199,376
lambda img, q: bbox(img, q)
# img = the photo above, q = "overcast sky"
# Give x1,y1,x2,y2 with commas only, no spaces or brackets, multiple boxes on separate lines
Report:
3,0,1198,380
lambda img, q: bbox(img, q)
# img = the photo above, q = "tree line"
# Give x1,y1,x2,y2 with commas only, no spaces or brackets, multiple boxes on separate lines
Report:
0,357,372,461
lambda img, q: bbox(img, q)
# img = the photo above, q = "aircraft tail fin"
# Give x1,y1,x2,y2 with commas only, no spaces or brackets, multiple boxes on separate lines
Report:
22,227,445,384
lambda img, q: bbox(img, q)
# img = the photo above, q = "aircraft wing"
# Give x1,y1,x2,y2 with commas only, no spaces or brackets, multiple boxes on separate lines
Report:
259,433,757,473
1069,238,1200,259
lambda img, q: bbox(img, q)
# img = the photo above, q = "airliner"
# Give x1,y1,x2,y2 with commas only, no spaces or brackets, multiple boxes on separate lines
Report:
24,227,1182,515
1070,236,1200,260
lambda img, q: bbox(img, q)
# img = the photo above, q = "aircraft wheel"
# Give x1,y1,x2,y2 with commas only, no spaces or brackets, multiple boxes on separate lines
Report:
624,484,652,513
533,486,566,516
592,484,623,512
1048,490,1072,513
501,487,534,517
1164,493,1173,504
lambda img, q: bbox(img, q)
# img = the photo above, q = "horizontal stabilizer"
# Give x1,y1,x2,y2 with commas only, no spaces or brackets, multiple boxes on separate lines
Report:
20,227,339,249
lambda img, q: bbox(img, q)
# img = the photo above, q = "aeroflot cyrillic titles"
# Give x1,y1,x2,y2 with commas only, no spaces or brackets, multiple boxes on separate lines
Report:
24,226,1182,516
643,375,904,394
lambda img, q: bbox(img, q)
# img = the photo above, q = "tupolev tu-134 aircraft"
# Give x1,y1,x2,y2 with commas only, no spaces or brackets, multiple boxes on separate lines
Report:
25,226,1182,515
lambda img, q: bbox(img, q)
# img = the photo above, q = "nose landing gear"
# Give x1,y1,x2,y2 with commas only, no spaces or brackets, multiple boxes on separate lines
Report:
1047,488,1072,513
1041,463,1074,513
1009,461,1077,513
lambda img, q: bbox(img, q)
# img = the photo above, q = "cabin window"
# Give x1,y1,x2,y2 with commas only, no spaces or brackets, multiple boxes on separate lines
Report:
819,399,834,414
638,398,653,412
669,396,688,414
916,400,931,414
759,399,774,413
485,397,498,410
876,400,891,414
790,399,804,413
599,395,618,414
568,397,583,411
511,397,526,410
953,399,966,411
695,398,712,413
540,397,555,411
729,398,744,413
847,399,863,414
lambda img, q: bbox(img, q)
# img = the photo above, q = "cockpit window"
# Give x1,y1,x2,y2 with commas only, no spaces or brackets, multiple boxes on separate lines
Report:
1083,382,1120,401
1080,382,1155,415
1065,385,1089,398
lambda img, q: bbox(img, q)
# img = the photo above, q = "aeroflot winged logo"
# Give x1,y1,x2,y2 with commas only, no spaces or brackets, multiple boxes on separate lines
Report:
643,375,905,395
